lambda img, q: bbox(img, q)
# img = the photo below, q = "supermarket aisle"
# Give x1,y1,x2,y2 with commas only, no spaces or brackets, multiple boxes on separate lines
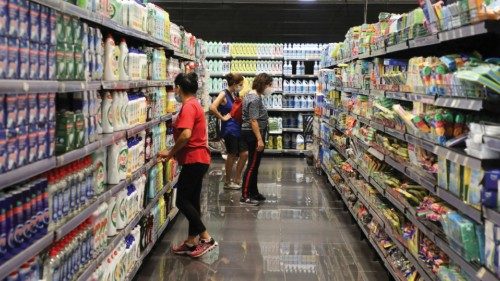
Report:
135,158,390,281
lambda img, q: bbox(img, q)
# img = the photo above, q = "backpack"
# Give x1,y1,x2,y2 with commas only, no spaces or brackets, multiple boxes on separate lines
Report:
225,90,243,124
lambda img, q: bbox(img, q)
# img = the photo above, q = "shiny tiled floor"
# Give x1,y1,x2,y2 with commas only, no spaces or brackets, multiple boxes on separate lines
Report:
135,158,391,281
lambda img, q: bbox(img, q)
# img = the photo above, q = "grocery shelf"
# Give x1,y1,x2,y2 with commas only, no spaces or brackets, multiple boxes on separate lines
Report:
206,55,284,60
282,93,316,96
483,207,500,226
56,141,102,166
0,158,57,191
267,108,314,112
172,50,196,61
322,165,425,281
0,79,174,94
283,75,318,79
0,233,54,280
284,57,321,61
30,0,175,51
264,149,308,155
282,128,303,132
436,187,482,224
326,21,499,68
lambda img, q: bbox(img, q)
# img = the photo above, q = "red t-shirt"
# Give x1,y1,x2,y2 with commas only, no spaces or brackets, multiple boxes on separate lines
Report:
174,97,211,165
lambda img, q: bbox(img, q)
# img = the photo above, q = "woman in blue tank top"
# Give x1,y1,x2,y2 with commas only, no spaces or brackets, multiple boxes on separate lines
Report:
210,73,248,189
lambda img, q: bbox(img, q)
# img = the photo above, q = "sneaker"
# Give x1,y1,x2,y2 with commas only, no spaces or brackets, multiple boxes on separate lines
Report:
224,182,240,190
189,238,218,258
252,193,266,201
172,242,197,255
239,197,260,206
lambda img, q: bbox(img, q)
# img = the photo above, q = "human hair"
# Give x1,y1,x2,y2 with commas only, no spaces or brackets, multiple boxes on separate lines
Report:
224,73,244,87
174,72,199,94
252,73,273,94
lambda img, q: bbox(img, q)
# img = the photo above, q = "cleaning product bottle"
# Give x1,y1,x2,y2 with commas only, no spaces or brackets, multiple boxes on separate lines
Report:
118,39,129,81
289,80,295,94
296,134,305,150
107,196,117,236
298,113,303,129
104,35,119,81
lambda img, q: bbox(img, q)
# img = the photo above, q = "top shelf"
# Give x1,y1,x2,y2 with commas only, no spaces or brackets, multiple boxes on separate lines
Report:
31,0,195,61
325,21,499,68
206,55,284,60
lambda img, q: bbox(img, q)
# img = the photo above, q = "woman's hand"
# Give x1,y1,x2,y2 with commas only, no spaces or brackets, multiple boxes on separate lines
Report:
257,139,265,152
158,150,173,161
221,113,232,122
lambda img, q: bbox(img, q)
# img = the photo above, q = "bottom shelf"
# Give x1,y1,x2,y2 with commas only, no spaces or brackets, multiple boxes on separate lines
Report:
265,149,310,155
125,207,179,281
321,165,432,281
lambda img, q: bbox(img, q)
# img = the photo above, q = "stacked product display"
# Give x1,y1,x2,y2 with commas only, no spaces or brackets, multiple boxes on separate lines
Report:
206,43,319,154
0,0,200,280
315,3,499,281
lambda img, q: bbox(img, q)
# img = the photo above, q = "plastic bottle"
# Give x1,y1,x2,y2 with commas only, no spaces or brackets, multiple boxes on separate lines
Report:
118,39,129,80
104,35,119,81
107,140,128,184
298,113,303,129
289,80,295,94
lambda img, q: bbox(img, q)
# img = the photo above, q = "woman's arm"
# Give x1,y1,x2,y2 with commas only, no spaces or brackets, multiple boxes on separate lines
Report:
158,128,192,160
209,91,231,121
250,119,265,152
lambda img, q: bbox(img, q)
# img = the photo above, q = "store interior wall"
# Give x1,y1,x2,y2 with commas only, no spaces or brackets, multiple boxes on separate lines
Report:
154,2,417,43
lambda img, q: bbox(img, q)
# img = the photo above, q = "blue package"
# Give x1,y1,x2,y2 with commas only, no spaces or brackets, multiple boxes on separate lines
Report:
482,190,497,209
6,129,17,171
17,0,28,39
47,45,55,80
7,0,19,38
37,92,48,124
48,121,55,157
36,178,48,235
0,36,6,79
48,8,56,46
484,170,500,192
39,6,48,44
27,93,37,125
6,37,18,79
29,2,40,42
29,42,39,80
0,130,6,173
20,187,32,243
38,43,47,80
0,197,7,262
18,39,29,79
5,93,17,130
0,94,4,129
28,125,37,163
0,0,7,36
16,93,27,127
17,127,27,167
36,126,46,160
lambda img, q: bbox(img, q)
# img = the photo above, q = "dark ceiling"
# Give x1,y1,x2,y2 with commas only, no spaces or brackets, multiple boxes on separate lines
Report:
153,1,418,43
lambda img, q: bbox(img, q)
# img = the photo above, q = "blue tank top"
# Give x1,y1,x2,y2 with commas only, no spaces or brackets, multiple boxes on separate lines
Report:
219,90,241,137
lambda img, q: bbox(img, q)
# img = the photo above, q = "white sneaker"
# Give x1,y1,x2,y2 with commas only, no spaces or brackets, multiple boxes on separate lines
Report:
224,182,241,190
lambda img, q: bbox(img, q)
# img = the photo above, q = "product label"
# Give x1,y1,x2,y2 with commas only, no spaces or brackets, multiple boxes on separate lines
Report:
39,6,48,43
29,2,40,42
0,1,7,36
29,42,39,80
18,39,29,79
62,186,70,216
5,93,17,130
94,161,105,195
27,94,37,125
37,92,48,123
16,93,27,127
17,129,28,166
118,148,128,174
6,38,19,79
13,201,24,245
56,44,66,80
70,182,77,214
48,45,56,80
28,130,37,164
18,0,28,39
38,44,48,80
36,128,47,160
74,45,84,80
7,0,19,38
0,36,6,79
6,132,18,171
65,44,75,80
48,9,56,45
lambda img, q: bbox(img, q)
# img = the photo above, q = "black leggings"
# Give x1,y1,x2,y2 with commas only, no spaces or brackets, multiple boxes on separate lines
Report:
176,163,209,236
241,130,264,198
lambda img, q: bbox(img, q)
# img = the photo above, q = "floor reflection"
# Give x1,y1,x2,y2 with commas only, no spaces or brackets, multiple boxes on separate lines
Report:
135,158,390,281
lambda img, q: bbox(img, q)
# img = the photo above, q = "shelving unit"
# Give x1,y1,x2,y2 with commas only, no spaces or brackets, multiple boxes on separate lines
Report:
316,10,500,280
0,0,201,278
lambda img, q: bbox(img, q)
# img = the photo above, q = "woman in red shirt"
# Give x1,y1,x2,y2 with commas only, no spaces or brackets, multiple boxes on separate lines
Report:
158,73,217,258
